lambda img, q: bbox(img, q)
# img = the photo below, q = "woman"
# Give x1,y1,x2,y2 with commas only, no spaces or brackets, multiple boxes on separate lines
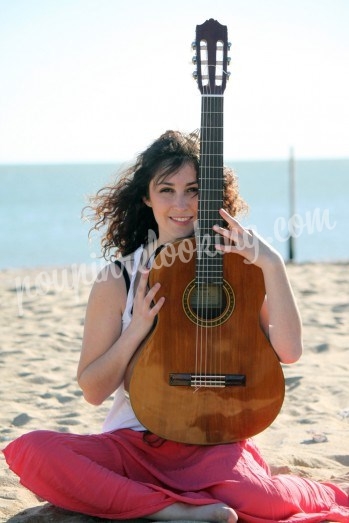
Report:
3,130,349,522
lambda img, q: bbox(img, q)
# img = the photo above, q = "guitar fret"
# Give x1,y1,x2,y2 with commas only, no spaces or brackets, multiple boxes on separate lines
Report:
196,267,223,269
196,277,223,281
197,53,225,285
196,277,223,279
196,271,223,275
196,270,223,274
196,268,223,270
201,145,223,148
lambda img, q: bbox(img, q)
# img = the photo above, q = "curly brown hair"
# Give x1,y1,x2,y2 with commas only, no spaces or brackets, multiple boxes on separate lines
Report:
84,130,247,260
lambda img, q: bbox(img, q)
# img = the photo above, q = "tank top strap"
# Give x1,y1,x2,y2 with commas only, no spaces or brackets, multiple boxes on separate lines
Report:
120,246,144,329
114,260,130,293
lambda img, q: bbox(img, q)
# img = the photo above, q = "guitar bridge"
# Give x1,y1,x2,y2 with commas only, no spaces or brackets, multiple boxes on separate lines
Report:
169,373,246,387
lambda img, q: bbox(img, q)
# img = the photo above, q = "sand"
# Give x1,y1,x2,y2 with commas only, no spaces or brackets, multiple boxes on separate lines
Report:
0,261,348,522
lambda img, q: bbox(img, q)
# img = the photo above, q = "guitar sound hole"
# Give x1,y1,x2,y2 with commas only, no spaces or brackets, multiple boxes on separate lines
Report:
190,284,226,320
183,280,235,327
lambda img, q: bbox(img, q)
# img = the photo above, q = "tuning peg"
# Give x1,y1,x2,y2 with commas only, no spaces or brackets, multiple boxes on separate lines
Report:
192,70,198,80
191,41,197,50
226,72,231,81
227,57,231,65
228,42,232,50
192,55,197,65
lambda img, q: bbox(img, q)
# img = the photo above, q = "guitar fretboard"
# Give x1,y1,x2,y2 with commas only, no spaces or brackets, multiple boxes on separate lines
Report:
196,95,224,284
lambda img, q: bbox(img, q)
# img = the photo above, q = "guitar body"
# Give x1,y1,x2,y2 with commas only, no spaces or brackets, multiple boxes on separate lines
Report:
128,238,285,445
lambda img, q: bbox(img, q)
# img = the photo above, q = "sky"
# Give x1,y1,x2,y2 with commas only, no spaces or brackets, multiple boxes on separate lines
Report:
0,0,348,163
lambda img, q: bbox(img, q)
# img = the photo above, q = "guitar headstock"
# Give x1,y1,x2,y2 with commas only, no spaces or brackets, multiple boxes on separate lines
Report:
193,18,230,95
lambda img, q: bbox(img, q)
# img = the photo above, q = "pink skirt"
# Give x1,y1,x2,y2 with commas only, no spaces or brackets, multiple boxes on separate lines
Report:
3,428,349,522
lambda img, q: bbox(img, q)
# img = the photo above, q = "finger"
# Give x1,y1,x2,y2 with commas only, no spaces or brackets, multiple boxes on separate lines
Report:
219,208,240,227
149,296,165,316
136,269,150,296
219,209,248,235
213,224,239,246
144,281,162,304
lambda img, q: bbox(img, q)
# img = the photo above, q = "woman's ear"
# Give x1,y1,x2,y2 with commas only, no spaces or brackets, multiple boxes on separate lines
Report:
142,196,152,207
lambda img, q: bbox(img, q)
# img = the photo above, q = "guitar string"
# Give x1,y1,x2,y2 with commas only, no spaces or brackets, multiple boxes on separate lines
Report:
205,92,210,387
199,44,206,387
208,91,214,385
198,91,207,387
211,90,220,384
205,90,212,386
197,89,207,387
206,92,216,382
198,84,214,387
208,89,224,384
195,91,202,388
196,56,225,388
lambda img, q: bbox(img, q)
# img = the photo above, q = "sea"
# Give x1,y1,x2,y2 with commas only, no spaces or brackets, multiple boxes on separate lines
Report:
0,159,348,270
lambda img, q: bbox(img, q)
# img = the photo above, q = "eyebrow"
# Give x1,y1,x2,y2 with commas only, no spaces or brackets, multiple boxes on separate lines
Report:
157,180,198,186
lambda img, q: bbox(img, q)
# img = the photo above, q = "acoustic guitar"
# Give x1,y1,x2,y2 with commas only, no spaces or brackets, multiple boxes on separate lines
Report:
128,19,285,445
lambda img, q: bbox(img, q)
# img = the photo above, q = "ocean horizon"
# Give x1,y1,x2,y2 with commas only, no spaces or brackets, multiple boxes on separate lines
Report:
1,158,348,270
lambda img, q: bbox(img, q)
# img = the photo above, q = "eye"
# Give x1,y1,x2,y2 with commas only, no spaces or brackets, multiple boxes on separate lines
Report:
159,187,173,193
188,186,199,194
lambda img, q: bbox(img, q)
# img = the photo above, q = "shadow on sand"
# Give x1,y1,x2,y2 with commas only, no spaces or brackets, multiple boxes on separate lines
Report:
5,503,148,522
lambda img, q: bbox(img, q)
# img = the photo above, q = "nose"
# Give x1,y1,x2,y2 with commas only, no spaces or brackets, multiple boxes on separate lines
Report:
173,193,188,210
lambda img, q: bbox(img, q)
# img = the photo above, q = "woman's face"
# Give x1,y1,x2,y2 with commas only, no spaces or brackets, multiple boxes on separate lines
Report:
143,163,198,245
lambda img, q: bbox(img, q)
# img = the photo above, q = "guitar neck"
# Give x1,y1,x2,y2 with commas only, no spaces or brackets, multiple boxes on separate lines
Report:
193,18,229,285
196,94,224,284
199,95,224,228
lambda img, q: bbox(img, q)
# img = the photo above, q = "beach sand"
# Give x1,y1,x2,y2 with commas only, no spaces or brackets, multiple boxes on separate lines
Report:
0,261,348,522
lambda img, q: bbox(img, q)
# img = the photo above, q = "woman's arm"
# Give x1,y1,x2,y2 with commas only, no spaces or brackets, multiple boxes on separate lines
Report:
214,208,303,364
77,264,165,405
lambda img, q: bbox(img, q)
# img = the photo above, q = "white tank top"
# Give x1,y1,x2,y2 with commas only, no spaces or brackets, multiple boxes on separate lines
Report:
102,246,146,433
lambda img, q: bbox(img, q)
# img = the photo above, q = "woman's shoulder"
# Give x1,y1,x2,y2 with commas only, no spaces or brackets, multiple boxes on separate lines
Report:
90,245,144,295
86,263,125,309
94,261,124,286
83,262,127,321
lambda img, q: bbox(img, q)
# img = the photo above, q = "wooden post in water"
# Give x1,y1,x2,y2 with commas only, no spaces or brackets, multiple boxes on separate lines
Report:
288,147,296,262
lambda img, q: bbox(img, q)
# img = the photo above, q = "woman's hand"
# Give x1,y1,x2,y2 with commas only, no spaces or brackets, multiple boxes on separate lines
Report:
213,208,302,364
213,208,281,269
129,269,165,339
78,265,165,406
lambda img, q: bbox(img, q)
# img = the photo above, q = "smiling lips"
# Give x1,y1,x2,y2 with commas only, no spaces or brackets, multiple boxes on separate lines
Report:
170,216,193,224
